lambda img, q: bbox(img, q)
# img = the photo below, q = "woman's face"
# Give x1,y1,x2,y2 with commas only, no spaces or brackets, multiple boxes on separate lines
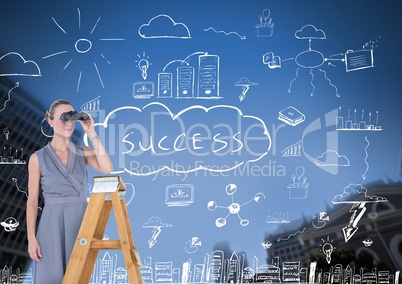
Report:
48,104,75,138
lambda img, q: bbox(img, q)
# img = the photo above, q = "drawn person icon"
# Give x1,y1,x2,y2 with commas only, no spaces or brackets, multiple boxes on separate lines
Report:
26,99,113,283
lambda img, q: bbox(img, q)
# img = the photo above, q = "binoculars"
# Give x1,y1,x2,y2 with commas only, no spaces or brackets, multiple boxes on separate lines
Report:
60,111,89,122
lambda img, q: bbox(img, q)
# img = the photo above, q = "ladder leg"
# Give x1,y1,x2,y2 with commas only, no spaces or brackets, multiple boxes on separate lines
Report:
121,198,141,266
63,193,107,284
80,200,113,283
111,191,143,283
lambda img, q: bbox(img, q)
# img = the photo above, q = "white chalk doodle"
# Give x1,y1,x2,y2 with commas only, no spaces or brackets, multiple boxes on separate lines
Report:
235,77,258,102
165,184,194,206
12,177,43,211
43,8,125,91
261,240,272,249
0,147,25,164
319,236,336,264
142,216,173,248
132,82,154,99
156,51,222,99
312,212,330,229
336,107,382,131
262,52,281,69
138,14,191,39
266,211,290,224
89,102,271,176
278,106,305,126
207,183,265,227
362,136,370,179
263,24,344,97
287,166,309,199
184,237,202,254
0,82,19,112
255,9,274,37
1,217,19,232
344,48,374,72
136,52,152,80
80,96,101,113
2,127,10,140
204,27,246,40
277,227,306,242
331,183,388,242
282,140,302,157
363,238,374,247
0,52,41,77
315,149,350,167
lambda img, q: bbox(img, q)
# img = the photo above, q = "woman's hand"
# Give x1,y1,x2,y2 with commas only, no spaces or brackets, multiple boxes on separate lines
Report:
28,238,42,262
77,111,96,138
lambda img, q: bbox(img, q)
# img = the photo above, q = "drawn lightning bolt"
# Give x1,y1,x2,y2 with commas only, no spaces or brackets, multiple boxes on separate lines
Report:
148,227,162,248
342,202,366,242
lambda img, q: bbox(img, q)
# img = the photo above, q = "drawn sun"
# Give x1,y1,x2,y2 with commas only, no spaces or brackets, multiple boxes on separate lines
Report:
42,8,125,92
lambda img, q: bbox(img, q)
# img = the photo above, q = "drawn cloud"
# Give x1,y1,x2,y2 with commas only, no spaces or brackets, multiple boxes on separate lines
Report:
235,77,258,86
331,183,388,204
87,102,271,176
142,216,172,228
295,24,326,40
315,150,350,166
0,52,42,76
138,14,191,39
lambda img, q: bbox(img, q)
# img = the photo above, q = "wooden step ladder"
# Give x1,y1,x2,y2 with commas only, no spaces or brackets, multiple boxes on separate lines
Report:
63,176,143,284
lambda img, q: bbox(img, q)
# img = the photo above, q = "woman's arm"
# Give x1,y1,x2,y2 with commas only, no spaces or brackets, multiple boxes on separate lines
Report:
26,153,42,262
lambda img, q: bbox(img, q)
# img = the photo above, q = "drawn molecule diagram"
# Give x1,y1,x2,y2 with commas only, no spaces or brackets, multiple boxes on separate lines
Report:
207,183,265,227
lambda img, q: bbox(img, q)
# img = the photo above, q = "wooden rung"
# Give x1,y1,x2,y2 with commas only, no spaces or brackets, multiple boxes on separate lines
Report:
90,239,121,250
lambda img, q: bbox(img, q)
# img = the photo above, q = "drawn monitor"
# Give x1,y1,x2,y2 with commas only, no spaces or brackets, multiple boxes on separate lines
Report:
197,54,219,98
132,82,154,99
158,72,173,98
165,184,194,206
177,66,195,98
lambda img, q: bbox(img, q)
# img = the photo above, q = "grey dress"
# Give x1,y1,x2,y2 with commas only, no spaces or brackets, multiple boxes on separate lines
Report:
34,142,87,284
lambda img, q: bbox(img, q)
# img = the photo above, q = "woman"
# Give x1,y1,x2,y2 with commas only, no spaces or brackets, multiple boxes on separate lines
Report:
26,99,113,283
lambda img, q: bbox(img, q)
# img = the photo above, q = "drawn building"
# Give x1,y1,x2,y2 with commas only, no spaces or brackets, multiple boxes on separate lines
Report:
155,261,173,283
140,257,154,283
207,250,224,283
226,251,243,283
177,66,195,98
158,73,173,98
197,53,220,98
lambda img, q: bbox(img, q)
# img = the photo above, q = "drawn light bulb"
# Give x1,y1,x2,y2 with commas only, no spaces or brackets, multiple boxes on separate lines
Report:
138,58,149,80
322,242,334,264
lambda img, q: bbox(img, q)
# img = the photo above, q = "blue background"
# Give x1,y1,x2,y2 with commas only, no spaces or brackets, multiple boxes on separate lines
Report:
1,0,402,278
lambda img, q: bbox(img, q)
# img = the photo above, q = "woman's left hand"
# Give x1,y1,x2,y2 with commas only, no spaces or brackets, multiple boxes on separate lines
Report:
77,112,96,137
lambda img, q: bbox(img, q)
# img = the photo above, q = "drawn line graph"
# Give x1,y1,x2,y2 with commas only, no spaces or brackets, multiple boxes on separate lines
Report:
277,227,307,242
204,27,246,40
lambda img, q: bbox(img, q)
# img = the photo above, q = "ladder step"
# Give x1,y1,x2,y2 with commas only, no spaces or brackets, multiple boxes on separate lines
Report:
90,240,121,250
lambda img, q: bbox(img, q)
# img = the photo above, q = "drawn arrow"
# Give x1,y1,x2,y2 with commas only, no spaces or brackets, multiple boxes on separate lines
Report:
0,82,19,112
342,202,366,242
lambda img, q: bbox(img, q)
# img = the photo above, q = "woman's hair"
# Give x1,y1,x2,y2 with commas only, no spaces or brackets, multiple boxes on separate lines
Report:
45,99,72,120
